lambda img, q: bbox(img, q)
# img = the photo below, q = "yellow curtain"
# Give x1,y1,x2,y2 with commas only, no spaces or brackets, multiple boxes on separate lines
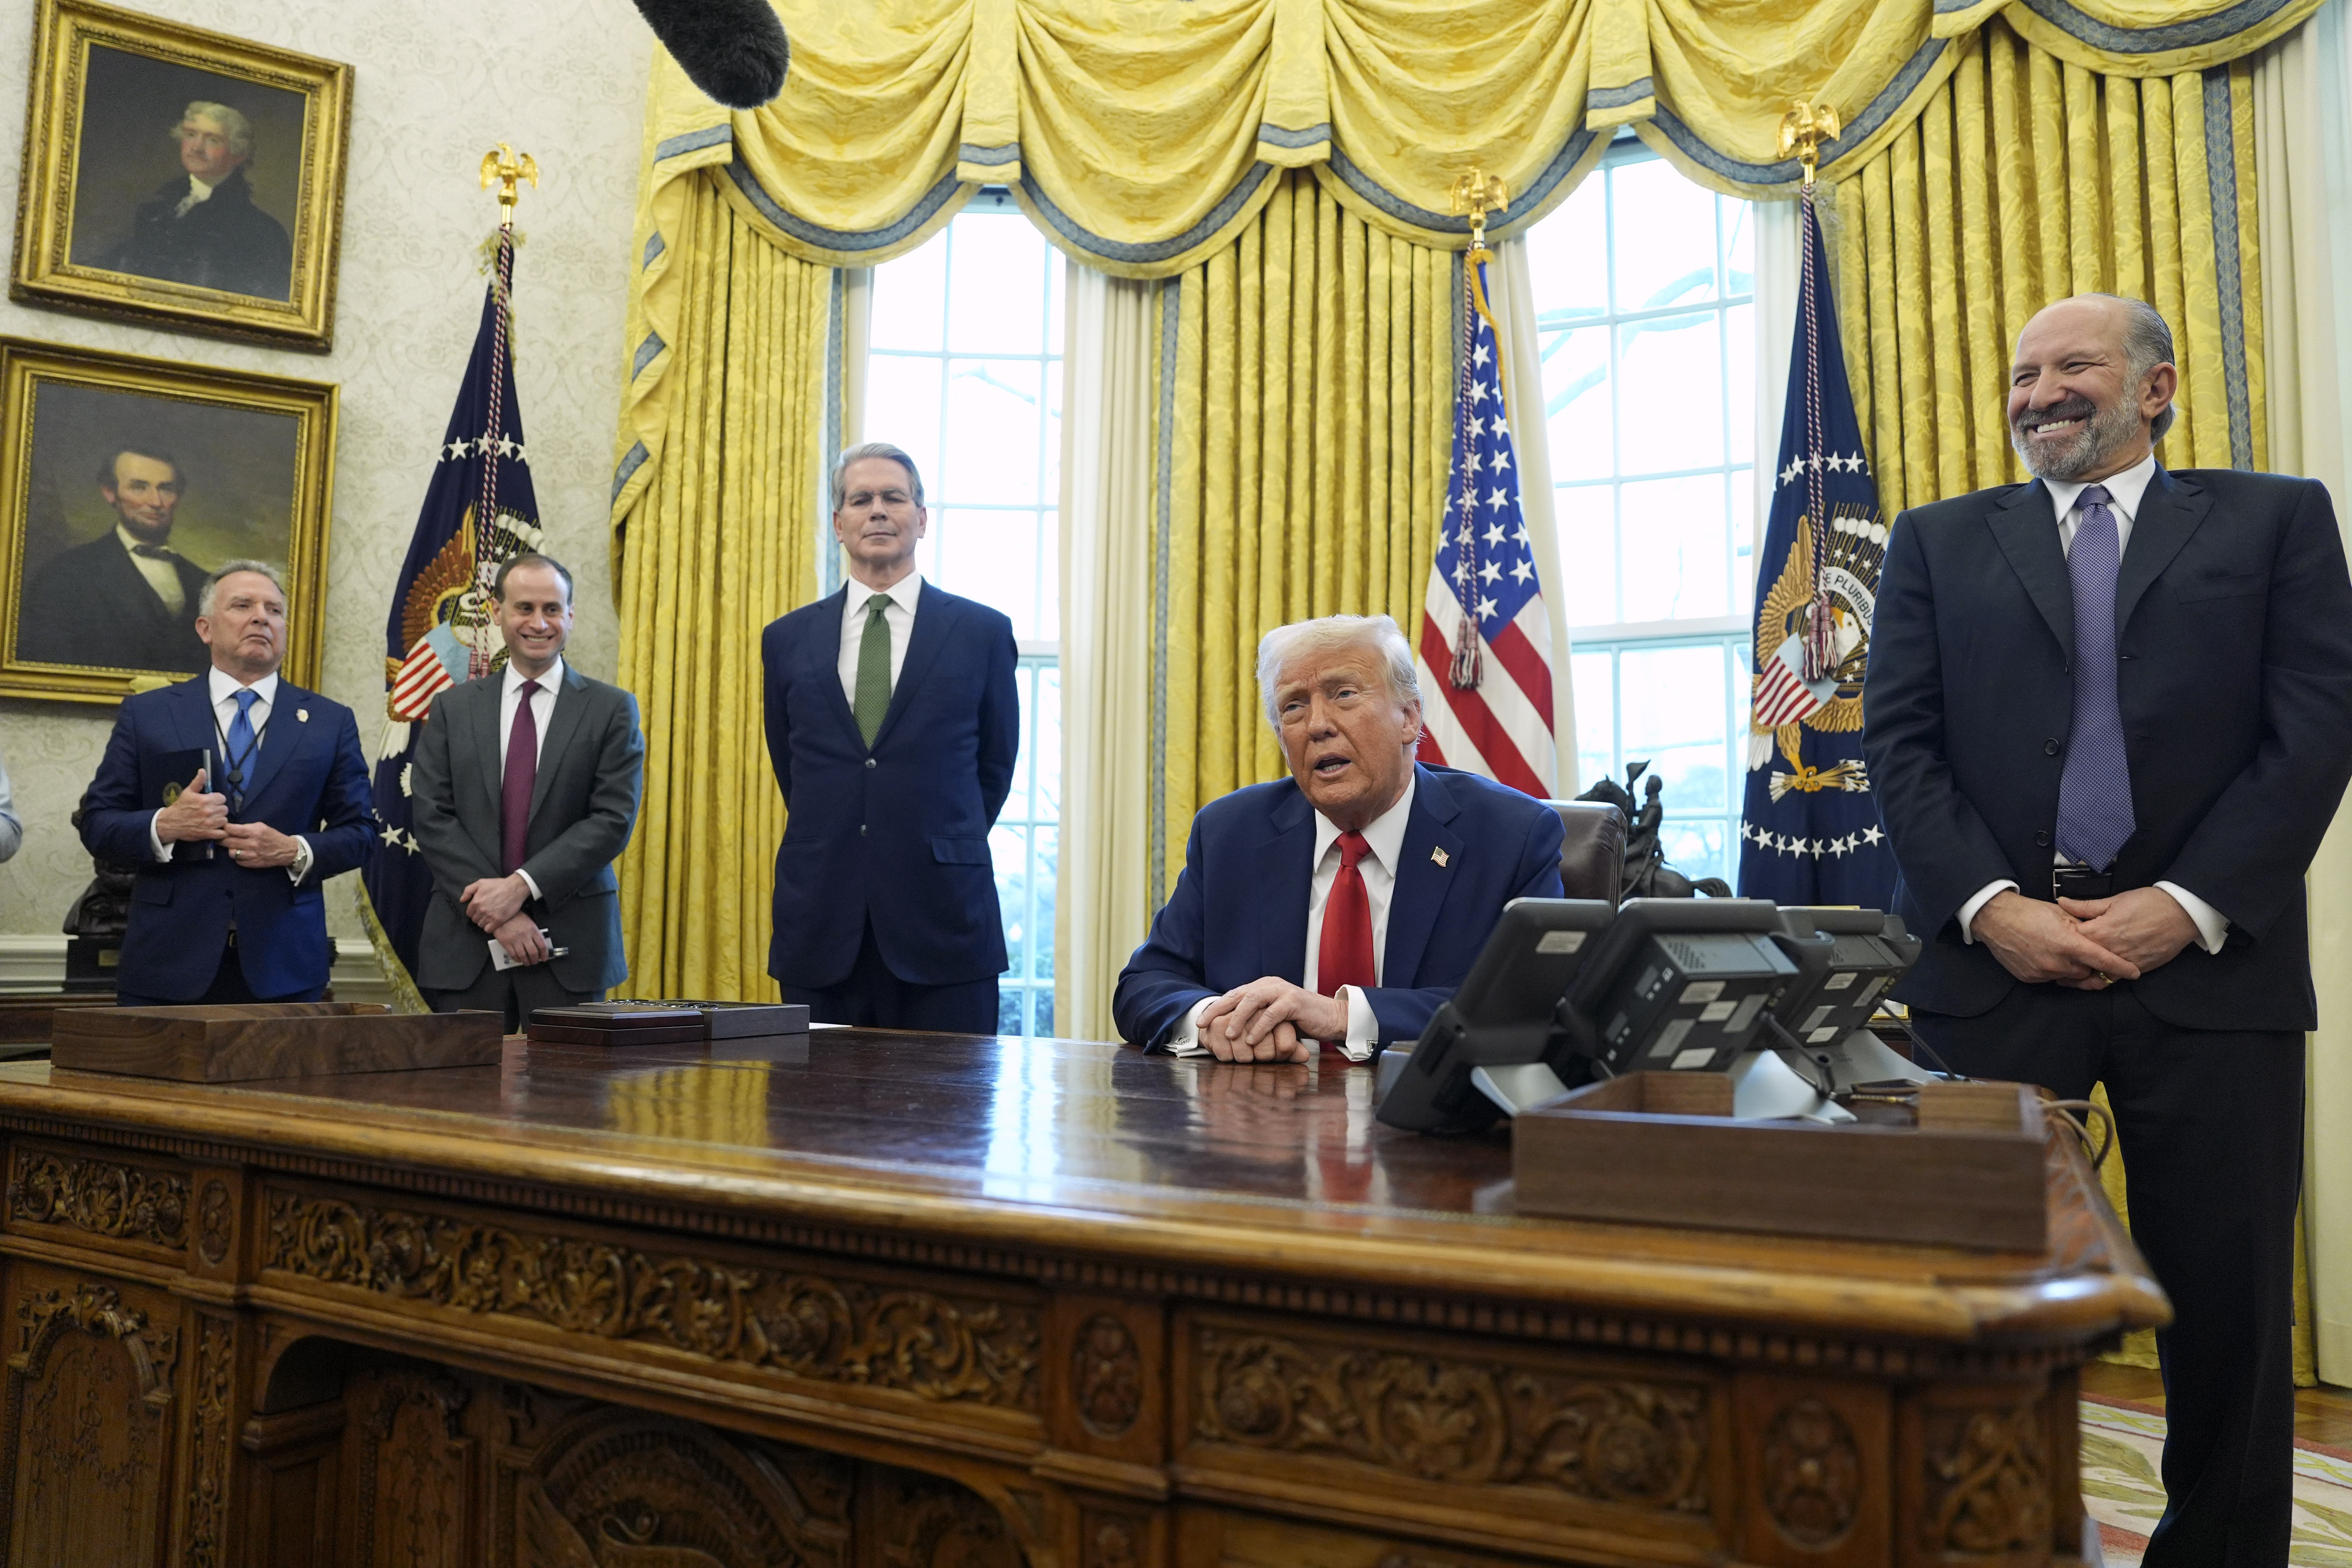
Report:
1148,171,1455,902
613,169,833,1000
1827,18,2267,516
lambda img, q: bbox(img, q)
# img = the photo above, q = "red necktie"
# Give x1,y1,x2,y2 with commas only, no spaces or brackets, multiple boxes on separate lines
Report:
1318,831,1377,1000
501,680,539,875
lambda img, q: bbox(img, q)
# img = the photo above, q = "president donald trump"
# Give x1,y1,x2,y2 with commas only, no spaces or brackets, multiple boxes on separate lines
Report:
1115,613,1565,1060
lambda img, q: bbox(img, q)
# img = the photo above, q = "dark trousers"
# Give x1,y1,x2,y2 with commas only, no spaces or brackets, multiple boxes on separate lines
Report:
432,964,599,1032
784,919,1000,1034
118,940,326,1008
1912,984,2303,1568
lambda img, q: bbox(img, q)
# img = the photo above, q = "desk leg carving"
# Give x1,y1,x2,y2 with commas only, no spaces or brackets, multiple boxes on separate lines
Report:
1899,1381,2053,1568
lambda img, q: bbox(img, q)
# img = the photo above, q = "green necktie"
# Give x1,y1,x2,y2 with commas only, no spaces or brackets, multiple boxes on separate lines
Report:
854,594,893,748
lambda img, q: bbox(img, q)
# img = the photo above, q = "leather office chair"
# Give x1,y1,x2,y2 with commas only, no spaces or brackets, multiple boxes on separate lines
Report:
1545,800,1625,904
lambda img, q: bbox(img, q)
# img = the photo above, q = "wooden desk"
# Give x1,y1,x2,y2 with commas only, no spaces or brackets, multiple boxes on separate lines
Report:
0,1029,2161,1568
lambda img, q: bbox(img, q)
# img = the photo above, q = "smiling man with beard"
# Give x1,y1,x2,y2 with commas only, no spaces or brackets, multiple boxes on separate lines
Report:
1114,613,1564,1062
1863,292,2352,1566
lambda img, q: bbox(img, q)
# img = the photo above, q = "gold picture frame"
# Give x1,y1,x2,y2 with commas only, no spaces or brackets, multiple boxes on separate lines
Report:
11,0,351,351
0,336,337,704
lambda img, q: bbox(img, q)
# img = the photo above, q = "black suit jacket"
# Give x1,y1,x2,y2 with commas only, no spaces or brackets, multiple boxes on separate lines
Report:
408,664,646,994
18,532,209,673
761,581,1020,989
1861,466,2352,1030
96,169,292,300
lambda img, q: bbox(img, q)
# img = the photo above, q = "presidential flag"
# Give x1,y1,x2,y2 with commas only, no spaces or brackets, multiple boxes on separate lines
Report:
1414,253,1557,797
358,229,543,988
1737,192,1896,906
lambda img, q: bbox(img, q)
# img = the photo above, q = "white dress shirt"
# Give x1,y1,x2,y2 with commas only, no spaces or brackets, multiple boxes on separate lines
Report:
1957,450,2229,954
838,572,921,706
1171,773,1417,1060
118,524,187,616
149,667,313,882
172,174,215,220
499,657,563,899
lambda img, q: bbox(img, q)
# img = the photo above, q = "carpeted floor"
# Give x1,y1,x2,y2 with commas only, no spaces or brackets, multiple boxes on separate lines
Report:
2080,1396,2352,1564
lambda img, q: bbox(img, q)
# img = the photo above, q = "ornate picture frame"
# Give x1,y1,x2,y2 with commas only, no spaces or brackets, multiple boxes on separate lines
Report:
11,0,352,351
0,337,337,704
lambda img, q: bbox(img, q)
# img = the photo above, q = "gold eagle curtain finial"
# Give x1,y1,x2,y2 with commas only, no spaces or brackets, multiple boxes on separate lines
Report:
479,143,540,227
1776,102,1842,188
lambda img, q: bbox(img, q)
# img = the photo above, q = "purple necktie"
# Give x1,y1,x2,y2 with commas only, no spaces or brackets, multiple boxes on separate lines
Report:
501,680,539,876
2055,486,2135,871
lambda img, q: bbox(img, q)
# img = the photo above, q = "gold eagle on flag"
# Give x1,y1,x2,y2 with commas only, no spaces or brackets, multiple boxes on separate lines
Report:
1748,497,1888,799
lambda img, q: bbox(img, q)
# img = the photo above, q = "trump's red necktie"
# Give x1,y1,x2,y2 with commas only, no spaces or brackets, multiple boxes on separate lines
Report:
1318,831,1377,1000
501,680,539,875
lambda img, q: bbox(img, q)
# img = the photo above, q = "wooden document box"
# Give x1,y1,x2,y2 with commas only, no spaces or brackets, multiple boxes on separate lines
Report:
1514,1072,2050,1251
50,1003,505,1083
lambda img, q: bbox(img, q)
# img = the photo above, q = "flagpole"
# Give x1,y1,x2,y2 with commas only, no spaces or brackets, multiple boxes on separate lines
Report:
1775,103,1842,684
1447,169,1509,692
470,144,538,679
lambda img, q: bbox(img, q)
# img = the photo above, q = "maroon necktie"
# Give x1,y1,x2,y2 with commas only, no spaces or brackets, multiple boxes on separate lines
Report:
1318,831,1377,1005
501,680,539,876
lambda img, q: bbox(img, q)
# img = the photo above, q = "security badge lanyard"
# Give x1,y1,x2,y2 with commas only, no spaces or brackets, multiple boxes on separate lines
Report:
209,700,271,816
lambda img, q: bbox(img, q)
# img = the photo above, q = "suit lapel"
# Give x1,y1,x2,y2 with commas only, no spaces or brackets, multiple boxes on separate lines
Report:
171,674,214,758
470,675,505,825
1258,784,1316,985
1382,766,1463,988
528,665,590,822
2116,468,2212,632
1988,481,2074,657
808,587,864,743
240,679,306,807
871,582,953,752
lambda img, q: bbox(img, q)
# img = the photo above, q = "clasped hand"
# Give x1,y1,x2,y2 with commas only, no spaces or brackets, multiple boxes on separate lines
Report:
154,768,299,868
1194,976,1349,1063
1973,887,2196,990
460,873,531,932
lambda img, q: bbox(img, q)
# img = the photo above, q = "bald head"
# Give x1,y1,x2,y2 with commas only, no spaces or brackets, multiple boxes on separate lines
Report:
2007,294,2179,484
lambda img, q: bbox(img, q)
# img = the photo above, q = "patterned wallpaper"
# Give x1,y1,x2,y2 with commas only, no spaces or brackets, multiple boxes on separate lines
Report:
0,0,653,938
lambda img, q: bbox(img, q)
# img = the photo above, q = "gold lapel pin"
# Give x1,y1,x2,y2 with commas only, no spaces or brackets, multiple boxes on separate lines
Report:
1432,846,1449,867
297,708,310,722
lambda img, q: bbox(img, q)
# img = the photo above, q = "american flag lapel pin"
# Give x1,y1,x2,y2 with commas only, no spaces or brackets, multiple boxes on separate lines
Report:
1432,846,1449,867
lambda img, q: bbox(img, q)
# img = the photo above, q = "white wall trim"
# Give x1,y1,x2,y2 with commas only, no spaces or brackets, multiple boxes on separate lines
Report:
0,935,394,1005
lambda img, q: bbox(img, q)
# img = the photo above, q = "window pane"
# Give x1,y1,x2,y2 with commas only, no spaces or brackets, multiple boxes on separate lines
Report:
1540,326,1612,482
1726,303,1756,464
1036,509,1060,642
944,359,1043,506
1660,817,1731,887
1617,313,1722,475
1555,485,1616,625
1033,825,1057,980
1722,196,1754,298
1618,644,1730,815
1611,160,1719,312
863,356,942,493
993,823,1029,978
1529,178,1608,317
1619,474,1730,622
870,239,946,351
1035,664,1062,818
940,508,1044,642
947,214,1049,355
1570,649,1615,795
1731,476,1755,616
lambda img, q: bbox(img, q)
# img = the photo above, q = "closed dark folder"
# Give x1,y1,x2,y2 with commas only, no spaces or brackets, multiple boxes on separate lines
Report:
142,745,214,861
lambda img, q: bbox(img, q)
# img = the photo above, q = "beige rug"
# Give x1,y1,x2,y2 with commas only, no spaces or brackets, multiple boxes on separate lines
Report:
2080,1396,2352,1564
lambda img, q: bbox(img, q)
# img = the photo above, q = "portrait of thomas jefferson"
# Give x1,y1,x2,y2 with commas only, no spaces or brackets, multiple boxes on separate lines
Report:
90,99,292,301
17,444,211,674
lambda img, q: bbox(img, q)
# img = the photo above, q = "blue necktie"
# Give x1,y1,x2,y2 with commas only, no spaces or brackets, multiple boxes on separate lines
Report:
225,688,259,812
2055,485,2136,871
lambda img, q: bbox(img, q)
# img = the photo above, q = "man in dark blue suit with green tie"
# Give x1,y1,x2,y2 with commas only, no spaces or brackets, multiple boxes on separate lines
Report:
78,561,374,1005
761,443,1021,1032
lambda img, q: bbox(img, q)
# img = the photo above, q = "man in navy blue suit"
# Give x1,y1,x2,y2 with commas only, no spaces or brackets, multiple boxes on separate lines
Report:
1115,614,1565,1061
762,443,1020,1032
79,561,374,1005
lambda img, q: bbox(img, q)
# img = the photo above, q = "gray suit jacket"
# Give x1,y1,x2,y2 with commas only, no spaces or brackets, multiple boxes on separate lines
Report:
408,663,645,994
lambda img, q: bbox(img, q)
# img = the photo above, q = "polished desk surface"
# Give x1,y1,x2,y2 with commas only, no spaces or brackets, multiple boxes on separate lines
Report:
0,1025,2160,1351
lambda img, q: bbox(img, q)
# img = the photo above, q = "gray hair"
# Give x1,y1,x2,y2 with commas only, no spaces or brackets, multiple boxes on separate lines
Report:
831,441,926,511
2078,292,2178,444
1256,614,1421,732
197,559,284,619
176,102,253,162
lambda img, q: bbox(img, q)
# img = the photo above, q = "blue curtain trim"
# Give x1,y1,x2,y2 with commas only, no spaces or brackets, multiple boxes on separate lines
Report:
959,142,1021,165
1324,125,1598,234
611,440,649,505
1021,163,1275,265
1586,78,1657,112
1257,122,1332,150
642,231,665,269
1644,36,1948,186
2201,64,2254,469
631,332,666,380
723,159,966,253
654,124,734,162
2014,0,2303,54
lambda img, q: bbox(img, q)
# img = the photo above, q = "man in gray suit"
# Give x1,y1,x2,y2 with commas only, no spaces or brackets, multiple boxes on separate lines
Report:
410,553,645,1026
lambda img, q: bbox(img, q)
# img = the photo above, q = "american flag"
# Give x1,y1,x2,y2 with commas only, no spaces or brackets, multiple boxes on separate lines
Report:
1414,256,1556,797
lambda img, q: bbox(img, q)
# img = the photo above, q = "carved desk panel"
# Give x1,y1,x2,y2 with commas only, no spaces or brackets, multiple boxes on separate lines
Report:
0,1031,2160,1568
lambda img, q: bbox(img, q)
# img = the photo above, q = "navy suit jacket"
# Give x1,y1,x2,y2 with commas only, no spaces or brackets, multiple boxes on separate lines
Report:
1113,764,1567,1050
1862,467,2352,1031
762,581,1020,988
79,673,375,1000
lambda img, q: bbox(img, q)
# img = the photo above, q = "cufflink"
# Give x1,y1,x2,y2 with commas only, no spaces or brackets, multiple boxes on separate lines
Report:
1432,847,1449,867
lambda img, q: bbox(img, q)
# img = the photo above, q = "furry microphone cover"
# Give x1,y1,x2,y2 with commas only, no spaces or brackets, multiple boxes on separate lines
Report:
630,0,790,108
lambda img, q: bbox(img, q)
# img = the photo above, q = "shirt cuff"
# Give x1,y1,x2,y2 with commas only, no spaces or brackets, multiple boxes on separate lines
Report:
516,867,543,902
1337,985,1377,1062
2155,881,2231,955
286,837,313,885
1167,996,1216,1055
149,810,174,863
1958,880,2019,944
